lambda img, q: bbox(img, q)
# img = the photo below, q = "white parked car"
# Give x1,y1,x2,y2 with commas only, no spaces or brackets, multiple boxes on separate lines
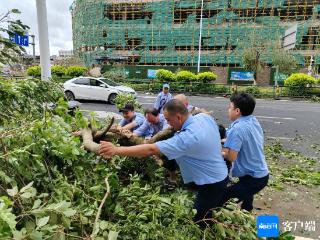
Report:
63,77,137,103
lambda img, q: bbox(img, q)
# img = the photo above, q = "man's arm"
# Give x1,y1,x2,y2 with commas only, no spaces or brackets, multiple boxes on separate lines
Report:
119,119,126,127
133,120,149,137
222,147,238,162
99,141,160,158
122,121,137,130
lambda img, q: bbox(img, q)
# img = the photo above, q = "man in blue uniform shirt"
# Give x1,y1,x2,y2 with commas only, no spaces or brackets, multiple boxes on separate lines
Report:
222,93,269,211
119,103,145,131
174,94,196,113
154,83,172,113
133,108,169,138
99,99,228,224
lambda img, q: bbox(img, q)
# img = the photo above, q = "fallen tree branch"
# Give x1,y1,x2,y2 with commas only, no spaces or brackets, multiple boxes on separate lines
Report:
81,107,212,153
93,117,114,142
82,128,100,154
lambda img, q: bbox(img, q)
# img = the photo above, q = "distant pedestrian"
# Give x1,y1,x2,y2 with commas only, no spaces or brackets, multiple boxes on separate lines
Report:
154,83,172,113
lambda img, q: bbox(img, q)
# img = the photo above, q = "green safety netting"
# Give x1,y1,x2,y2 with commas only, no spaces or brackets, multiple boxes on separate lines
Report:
72,0,319,67
231,0,258,9
258,0,285,8
206,1,229,10
175,0,202,9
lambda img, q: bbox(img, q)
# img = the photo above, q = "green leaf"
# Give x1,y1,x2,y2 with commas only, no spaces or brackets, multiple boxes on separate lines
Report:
61,216,71,229
52,231,66,240
7,186,18,197
99,220,109,230
63,209,76,217
108,230,119,240
160,197,171,205
32,199,41,210
216,223,226,238
13,229,26,240
20,181,34,193
25,221,36,233
11,9,21,14
72,148,80,155
20,190,35,199
36,216,49,229
30,230,43,240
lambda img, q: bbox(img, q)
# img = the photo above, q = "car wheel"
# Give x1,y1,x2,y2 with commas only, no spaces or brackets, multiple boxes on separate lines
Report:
108,93,117,104
65,91,75,101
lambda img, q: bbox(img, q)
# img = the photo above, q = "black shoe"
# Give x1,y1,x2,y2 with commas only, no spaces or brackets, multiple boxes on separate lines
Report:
163,180,177,191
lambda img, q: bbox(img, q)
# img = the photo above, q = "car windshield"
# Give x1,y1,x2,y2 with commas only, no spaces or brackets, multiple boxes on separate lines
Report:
100,78,120,87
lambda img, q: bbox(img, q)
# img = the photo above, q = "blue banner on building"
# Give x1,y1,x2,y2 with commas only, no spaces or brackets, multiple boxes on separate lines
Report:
147,69,158,79
230,71,254,81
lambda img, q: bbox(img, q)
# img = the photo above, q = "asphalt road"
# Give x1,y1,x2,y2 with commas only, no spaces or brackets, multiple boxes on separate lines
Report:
78,93,320,156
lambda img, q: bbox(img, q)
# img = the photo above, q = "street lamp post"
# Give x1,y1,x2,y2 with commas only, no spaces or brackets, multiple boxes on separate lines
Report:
197,0,204,73
36,0,51,81
29,34,36,62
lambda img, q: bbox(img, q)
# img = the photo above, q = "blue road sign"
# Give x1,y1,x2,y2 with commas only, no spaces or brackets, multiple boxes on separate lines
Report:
10,34,29,47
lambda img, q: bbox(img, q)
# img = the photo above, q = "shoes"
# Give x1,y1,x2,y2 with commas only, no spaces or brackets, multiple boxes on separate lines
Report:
163,180,177,191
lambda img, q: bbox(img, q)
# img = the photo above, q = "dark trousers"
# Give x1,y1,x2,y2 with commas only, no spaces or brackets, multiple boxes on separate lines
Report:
162,159,178,172
193,177,228,225
223,174,269,211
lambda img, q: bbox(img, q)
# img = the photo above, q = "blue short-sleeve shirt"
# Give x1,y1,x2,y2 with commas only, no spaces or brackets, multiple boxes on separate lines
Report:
154,92,172,113
156,113,228,185
119,112,145,131
133,114,169,137
224,115,269,178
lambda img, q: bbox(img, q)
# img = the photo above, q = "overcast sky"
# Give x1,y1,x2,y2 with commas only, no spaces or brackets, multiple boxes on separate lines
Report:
0,0,74,56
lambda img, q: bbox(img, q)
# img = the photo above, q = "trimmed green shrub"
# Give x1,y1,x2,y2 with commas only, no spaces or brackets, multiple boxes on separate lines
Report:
156,69,176,82
245,86,261,97
26,66,41,77
192,83,229,94
284,73,316,86
51,65,66,77
176,70,197,83
197,72,217,83
65,65,87,77
284,73,316,97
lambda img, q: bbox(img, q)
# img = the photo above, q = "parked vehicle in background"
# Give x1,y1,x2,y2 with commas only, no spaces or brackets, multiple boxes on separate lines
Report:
63,77,137,104
45,100,81,116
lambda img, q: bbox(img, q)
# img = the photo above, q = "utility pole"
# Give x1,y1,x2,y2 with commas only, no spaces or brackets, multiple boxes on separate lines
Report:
36,0,51,81
308,55,314,76
30,34,36,62
197,0,204,73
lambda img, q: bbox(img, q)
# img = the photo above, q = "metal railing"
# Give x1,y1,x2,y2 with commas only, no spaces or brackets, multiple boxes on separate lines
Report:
120,79,320,99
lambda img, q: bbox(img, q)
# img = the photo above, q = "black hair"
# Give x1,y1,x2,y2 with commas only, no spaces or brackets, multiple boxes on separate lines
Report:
144,108,159,116
218,124,226,139
163,99,188,116
230,93,256,116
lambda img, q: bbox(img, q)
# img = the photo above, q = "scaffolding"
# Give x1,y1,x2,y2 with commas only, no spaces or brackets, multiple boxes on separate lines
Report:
72,0,320,67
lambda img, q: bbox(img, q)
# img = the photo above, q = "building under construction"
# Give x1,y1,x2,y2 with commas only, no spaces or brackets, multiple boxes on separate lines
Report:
71,0,320,82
